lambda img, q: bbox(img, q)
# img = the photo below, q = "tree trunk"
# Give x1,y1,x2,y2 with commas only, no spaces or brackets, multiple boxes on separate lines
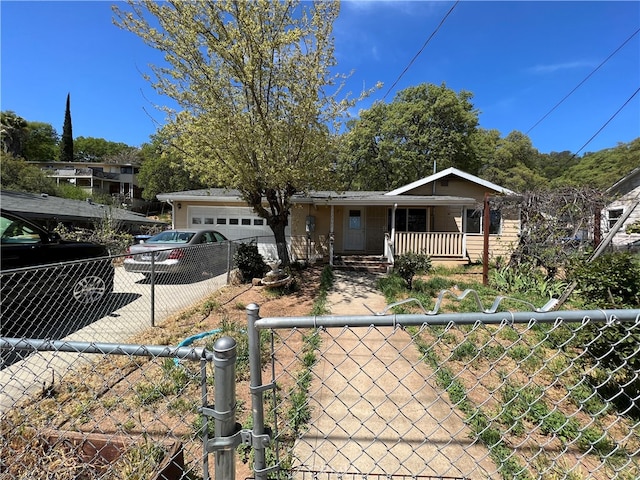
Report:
269,219,290,266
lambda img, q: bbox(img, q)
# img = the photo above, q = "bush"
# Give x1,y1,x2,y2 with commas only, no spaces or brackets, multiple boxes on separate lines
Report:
567,252,640,418
568,252,640,308
233,242,268,282
55,215,133,255
393,252,432,290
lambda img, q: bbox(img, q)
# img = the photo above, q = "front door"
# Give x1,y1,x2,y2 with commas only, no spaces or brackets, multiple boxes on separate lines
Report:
344,208,365,251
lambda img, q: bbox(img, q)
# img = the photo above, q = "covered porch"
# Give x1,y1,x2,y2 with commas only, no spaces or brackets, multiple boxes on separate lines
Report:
290,193,483,266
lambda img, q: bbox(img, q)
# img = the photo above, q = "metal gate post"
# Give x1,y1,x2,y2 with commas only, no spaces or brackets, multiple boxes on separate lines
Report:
247,303,269,480
213,336,238,480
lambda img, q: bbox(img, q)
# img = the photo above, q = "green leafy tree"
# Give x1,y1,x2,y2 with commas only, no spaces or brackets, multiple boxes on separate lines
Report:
114,0,358,265
74,136,138,163
138,132,205,200
532,150,579,181
60,93,74,162
552,138,640,189
479,130,546,192
0,155,57,194
23,121,59,161
1,111,29,158
337,82,480,190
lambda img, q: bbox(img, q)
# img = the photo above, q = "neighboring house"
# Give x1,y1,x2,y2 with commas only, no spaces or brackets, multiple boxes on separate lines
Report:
0,190,166,234
157,168,519,265
29,161,149,211
604,167,640,247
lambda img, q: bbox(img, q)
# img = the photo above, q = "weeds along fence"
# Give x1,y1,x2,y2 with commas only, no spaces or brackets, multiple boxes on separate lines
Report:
1,302,639,479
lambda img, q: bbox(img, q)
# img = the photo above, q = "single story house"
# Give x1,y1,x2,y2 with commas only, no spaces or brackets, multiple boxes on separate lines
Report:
157,168,519,266
604,167,640,248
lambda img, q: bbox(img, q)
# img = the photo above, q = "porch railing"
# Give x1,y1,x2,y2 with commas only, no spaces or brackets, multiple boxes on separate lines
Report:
394,232,465,258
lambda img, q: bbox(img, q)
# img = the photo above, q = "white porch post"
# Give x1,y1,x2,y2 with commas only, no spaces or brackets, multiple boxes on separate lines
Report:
388,203,397,261
329,205,335,267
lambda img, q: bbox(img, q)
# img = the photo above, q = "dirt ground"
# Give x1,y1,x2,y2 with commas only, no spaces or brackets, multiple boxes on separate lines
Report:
2,266,328,480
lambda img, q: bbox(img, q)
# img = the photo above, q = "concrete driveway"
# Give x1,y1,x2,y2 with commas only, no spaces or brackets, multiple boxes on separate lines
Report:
0,266,228,411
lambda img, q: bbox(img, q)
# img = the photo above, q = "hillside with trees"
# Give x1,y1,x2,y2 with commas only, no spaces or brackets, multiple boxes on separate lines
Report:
2,87,637,203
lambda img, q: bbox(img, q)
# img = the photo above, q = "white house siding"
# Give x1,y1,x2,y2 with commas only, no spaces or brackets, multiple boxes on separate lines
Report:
604,169,640,248
604,188,640,247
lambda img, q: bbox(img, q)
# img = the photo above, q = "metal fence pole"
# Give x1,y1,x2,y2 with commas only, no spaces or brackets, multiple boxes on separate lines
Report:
247,303,268,480
226,241,232,284
213,336,238,480
150,254,156,327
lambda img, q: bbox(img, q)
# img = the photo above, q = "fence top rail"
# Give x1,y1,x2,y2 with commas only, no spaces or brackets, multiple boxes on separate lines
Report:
0,337,213,361
251,306,640,330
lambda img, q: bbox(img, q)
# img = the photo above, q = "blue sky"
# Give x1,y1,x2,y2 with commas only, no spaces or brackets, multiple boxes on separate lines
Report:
1,1,638,155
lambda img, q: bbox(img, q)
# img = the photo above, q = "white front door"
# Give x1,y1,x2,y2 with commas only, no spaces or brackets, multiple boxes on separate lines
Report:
345,208,365,251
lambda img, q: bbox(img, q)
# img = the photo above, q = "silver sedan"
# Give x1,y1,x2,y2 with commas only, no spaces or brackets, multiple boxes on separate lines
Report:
124,229,227,276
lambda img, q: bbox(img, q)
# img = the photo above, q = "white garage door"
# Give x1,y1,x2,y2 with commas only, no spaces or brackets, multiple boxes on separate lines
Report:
187,206,290,259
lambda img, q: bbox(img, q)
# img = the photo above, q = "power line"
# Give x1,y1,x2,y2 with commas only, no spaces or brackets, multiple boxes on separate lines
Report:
381,1,459,102
526,28,640,135
570,87,640,159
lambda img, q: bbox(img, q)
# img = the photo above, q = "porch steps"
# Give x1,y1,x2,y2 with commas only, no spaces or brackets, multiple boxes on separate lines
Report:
332,255,391,274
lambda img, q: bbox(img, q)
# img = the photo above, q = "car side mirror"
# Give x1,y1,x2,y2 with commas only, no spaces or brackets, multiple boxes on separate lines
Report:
47,232,62,243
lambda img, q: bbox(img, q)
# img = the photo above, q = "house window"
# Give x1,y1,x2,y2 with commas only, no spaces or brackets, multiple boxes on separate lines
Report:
465,209,502,234
489,210,502,234
465,210,481,234
608,208,623,229
241,218,251,226
216,218,226,225
254,219,264,226
407,209,427,232
204,217,214,225
229,218,239,225
192,217,202,225
349,210,361,229
388,208,427,232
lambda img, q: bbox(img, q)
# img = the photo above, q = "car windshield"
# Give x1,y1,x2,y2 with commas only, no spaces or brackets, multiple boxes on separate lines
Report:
0,215,42,244
146,231,195,244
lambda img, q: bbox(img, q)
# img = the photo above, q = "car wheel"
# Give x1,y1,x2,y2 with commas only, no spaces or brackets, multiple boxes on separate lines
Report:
71,274,110,304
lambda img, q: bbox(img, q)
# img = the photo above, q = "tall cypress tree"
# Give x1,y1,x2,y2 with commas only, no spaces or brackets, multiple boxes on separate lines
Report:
60,93,73,162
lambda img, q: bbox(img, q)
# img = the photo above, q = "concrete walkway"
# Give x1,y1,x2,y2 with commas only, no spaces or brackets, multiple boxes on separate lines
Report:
294,270,496,479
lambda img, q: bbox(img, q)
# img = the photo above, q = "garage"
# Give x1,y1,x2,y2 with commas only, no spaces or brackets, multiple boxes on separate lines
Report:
186,205,290,259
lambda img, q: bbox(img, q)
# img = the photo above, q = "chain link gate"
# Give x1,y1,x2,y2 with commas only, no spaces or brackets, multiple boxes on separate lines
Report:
245,306,640,480
0,336,255,480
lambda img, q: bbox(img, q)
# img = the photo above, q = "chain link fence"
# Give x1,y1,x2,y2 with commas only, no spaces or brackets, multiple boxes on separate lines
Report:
1,240,240,364
248,308,640,480
1,250,639,480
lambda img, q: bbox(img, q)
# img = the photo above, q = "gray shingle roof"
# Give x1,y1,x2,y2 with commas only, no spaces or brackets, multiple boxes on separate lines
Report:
0,190,166,227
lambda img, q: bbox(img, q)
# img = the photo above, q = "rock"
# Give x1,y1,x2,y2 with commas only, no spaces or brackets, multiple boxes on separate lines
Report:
229,269,243,286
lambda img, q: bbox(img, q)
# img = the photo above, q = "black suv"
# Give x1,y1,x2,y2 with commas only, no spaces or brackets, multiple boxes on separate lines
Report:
1,210,114,311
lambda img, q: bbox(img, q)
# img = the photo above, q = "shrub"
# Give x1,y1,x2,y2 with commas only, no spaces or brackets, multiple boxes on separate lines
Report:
233,242,268,282
567,252,640,308
55,214,133,255
393,252,432,290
